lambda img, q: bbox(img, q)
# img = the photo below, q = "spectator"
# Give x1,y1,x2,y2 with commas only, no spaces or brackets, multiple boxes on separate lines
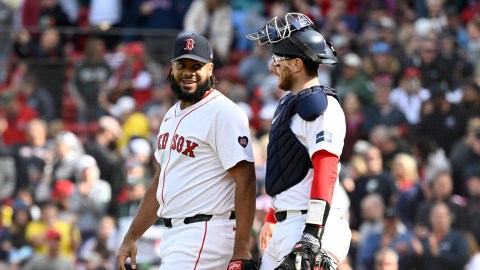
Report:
183,0,233,66
238,43,272,94
465,166,480,246
10,119,52,194
389,67,431,130
0,92,38,146
413,201,469,270
17,74,56,122
78,215,117,270
0,0,17,84
88,0,122,50
362,81,409,140
458,81,480,119
415,171,468,230
349,145,397,230
22,228,75,270
450,116,480,196
341,92,365,163
139,0,193,64
72,38,112,122
466,14,480,73
410,136,451,183
109,96,150,151
70,155,112,241
25,201,81,261
107,42,153,108
0,201,33,269
375,247,399,270
369,125,411,171
363,41,401,85
392,153,425,228
50,179,76,224
85,115,124,215
14,28,67,119
409,37,453,90
37,0,71,30
51,131,84,182
355,194,385,247
359,207,415,270
418,85,467,156
0,115,16,201
334,52,374,107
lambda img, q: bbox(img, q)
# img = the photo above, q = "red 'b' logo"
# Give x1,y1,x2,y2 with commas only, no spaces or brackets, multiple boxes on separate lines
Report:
184,38,195,50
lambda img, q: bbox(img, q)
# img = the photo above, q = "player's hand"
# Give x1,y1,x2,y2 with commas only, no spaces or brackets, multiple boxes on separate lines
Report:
260,222,276,252
227,259,260,270
275,232,335,270
116,239,137,270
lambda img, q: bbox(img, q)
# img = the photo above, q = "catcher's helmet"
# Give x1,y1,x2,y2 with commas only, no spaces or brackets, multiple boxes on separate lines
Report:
246,13,337,65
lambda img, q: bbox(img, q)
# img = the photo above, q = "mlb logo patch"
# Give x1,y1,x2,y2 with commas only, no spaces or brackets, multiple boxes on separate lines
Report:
316,131,332,144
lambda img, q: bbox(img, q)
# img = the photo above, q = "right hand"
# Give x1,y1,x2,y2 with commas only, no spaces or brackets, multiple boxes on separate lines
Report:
259,222,276,252
116,239,137,270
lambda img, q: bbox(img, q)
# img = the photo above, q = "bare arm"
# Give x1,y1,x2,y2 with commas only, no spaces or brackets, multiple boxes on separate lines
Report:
117,165,161,269
228,160,256,259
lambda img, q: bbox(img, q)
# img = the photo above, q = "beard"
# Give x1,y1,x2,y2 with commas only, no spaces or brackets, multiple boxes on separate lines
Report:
278,69,296,91
169,75,213,103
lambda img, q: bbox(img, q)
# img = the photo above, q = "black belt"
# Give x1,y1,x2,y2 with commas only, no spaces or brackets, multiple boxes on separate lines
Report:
163,211,236,228
274,210,308,222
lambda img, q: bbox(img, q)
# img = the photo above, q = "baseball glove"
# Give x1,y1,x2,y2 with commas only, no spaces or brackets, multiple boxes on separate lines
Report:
275,233,336,270
227,259,260,270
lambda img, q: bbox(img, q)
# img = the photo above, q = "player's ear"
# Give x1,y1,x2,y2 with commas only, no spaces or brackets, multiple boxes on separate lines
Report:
207,62,214,76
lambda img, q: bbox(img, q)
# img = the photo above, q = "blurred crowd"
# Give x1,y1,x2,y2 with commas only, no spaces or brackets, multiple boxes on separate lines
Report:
0,0,480,269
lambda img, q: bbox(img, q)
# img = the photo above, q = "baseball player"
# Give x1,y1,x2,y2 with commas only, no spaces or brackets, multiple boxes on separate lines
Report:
246,13,351,269
116,33,258,270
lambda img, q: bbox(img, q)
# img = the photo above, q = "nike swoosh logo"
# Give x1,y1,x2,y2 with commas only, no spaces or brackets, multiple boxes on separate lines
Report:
272,115,279,124
164,116,171,122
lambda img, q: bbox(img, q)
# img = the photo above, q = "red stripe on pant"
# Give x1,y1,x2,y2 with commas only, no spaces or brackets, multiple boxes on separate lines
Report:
194,221,208,269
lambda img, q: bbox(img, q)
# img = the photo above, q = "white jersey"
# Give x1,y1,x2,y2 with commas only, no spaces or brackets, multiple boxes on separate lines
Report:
153,90,254,218
272,95,346,212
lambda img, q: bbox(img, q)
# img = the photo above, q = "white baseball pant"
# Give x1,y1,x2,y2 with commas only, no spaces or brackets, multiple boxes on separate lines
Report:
159,215,236,270
260,209,351,269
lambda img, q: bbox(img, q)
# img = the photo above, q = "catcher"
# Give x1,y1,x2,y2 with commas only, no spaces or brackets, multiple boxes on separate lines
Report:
246,13,351,270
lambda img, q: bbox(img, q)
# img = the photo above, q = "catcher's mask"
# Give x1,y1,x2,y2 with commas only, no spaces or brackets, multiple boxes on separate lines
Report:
246,13,338,65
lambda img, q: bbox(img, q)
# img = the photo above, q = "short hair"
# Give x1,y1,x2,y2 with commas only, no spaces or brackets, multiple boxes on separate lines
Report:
375,247,399,269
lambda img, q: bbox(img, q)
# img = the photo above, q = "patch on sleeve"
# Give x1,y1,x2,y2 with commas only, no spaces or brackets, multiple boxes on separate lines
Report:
238,136,249,148
316,131,333,144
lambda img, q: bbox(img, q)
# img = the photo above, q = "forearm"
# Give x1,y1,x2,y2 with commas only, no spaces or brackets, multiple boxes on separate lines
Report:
231,161,256,257
123,167,161,242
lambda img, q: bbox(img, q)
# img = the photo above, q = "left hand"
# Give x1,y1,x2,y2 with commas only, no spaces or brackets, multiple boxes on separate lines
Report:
276,233,321,270
275,233,335,270
227,259,259,270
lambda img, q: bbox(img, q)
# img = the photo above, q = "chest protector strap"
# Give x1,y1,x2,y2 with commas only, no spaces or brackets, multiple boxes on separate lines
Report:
265,86,339,196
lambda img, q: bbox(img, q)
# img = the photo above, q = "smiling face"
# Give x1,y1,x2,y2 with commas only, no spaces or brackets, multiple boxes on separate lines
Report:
169,59,214,103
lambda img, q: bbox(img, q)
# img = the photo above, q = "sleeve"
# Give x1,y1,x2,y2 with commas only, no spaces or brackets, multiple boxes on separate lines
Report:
310,150,339,203
210,103,254,170
304,96,345,158
265,207,277,224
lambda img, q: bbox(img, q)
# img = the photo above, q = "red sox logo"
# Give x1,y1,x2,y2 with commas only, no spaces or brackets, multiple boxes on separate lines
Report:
157,132,198,157
184,38,195,51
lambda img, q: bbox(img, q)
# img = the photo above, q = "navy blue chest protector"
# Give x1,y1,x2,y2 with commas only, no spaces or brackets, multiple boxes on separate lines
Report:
265,85,340,196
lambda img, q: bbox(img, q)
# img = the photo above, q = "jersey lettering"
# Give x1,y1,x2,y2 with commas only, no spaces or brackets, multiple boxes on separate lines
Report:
158,132,170,150
176,136,185,153
157,132,198,158
171,134,179,150
184,38,195,50
182,140,199,157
